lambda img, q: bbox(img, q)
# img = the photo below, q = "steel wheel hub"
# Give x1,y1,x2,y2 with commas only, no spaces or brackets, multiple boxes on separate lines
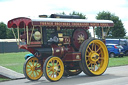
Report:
31,66,35,71
54,66,58,71
89,51,99,62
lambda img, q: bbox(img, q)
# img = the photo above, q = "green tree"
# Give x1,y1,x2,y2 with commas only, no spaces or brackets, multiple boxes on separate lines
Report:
6,28,15,39
70,11,86,19
95,11,126,38
0,22,7,39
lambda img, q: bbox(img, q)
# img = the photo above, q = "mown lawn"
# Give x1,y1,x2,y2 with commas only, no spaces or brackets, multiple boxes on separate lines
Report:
0,52,30,74
108,56,128,67
0,52,128,74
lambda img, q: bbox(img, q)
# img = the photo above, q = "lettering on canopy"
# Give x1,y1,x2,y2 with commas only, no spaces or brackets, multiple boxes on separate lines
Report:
100,23,109,27
90,23,99,26
40,22,110,27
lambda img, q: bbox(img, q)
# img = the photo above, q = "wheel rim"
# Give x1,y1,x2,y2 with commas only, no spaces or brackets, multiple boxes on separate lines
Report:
85,40,108,75
25,57,43,80
46,57,64,81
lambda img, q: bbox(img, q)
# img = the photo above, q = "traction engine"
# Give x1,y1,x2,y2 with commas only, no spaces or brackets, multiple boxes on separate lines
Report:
7,14,114,82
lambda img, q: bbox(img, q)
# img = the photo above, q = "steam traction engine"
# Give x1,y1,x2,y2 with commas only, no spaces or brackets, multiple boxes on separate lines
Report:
7,14,114,82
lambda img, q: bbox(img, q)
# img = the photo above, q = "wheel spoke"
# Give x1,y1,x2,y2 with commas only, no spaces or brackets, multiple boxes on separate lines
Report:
86,55,91,57
94,64,96,71
36,70,40,74
50,72,54,77
27,63,31,67
37,64,41,67
31,60,34,66
36,62,40,67
48,70,52,73
47,67,51,70
86,50,90,54
35,70,39,76
53,72,55,78
55,72,58,76
48,63,52,67
30,71,34,77
56,63,60,67
26,67,31,69
91,64,93,70
52,60,55,66
88,46,93,52
99,57,104,60
92,42,94,51
33,71,37,77
96,46,101,53
98,60,101,64
87,63,91,67
27,69,32,73
56,71,60,75
99,52,101,56
95,44,97,51
95,63,99,68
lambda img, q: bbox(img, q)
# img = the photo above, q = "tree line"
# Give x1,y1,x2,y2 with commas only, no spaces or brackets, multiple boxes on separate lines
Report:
0,22,14,39
0,11,126,39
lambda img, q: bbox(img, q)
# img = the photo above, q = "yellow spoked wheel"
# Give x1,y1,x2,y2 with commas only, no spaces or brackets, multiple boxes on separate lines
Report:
43,56,64,82
23,57,43,81
79,38,108,76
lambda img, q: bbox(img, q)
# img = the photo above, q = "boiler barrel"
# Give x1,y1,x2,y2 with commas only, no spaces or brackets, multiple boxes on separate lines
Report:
34,45,52,57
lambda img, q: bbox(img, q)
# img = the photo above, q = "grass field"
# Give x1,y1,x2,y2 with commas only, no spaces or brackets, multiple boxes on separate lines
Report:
108,57,128,67
0,52,30,74
0,52,128,74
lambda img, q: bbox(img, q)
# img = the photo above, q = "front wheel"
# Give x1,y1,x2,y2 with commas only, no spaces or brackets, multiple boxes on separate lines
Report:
23,57,43,81
79,38,109,76
43,56,64,82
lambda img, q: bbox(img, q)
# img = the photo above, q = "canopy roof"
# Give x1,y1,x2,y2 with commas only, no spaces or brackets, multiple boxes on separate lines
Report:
7,17,114,28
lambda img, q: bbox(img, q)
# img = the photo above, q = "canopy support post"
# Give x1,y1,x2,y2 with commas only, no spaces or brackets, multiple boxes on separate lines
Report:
29,26,34,44
12,28,18,43
40,26,43,44
93,27,95,38
26,26,29,44
102,27,104,39
105,27,110,37
17,27,20,45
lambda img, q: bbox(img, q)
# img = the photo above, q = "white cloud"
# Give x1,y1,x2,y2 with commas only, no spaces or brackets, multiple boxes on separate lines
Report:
0,0,128,35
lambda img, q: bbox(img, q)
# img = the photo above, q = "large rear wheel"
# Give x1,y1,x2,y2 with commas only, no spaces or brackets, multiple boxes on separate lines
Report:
79,38,109,76
23,57,43,81
43,56,64,82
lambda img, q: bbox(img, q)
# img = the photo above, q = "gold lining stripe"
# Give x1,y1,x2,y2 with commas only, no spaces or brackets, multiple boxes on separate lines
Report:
63,60,81,62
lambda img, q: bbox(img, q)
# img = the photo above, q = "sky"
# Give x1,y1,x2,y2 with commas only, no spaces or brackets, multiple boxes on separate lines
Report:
0,0,128,35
